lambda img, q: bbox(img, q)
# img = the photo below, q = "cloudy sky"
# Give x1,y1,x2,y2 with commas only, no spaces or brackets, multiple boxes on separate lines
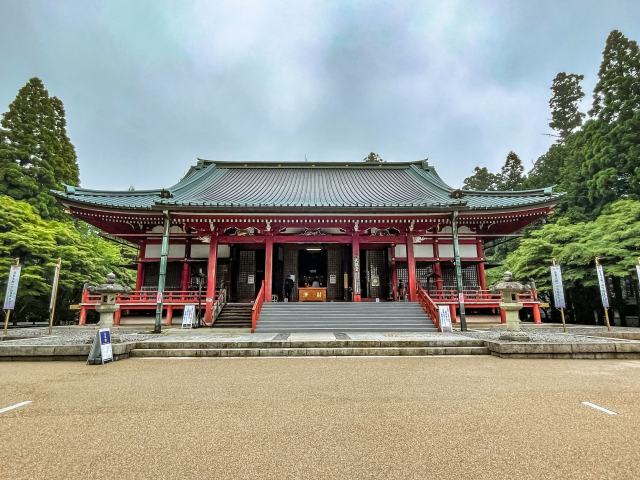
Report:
1,1,639,190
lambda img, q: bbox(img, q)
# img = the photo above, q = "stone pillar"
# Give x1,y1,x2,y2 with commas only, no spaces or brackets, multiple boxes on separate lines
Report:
406,234,417,301
204,235,218,324
352,233,361,302
265,235,274,302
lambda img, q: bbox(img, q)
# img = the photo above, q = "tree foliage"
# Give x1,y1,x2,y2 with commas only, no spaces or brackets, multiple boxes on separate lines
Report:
0,78,79,219
590,30,640,122
498,151,526,190
462,166,499,190
0,196,135,323
549,72,585,140
488,200,640,291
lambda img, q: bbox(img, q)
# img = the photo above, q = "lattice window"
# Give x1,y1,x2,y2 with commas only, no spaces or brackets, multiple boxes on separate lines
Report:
236,250,256,302
327,247,344,301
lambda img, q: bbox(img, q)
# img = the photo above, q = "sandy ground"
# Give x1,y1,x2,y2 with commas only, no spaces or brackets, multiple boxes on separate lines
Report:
1,357,639,480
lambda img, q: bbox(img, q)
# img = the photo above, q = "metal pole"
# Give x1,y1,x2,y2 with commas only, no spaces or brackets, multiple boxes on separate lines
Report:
48,258,62,335
451,211,467,331
154,211,171,333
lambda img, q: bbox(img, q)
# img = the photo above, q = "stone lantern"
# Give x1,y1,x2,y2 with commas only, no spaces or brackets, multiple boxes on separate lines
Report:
87,273,131,328
492,271,529,341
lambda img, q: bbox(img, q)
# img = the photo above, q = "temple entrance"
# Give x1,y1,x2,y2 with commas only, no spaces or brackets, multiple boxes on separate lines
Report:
360,248,390,300
298,248,327,288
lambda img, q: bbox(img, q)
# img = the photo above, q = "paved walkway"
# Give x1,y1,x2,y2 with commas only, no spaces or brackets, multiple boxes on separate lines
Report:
1,357,639,479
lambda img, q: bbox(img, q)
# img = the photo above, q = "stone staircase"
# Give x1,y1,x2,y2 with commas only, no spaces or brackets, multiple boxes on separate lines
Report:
212,303,253,329
255,302,436,333
129,337,488,358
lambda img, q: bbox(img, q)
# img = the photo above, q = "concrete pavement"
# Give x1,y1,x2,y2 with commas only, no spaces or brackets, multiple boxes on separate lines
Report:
1,357,639,479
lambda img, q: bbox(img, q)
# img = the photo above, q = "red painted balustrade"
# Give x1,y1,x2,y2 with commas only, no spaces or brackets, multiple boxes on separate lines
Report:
251,280,266,333
416,286,441,331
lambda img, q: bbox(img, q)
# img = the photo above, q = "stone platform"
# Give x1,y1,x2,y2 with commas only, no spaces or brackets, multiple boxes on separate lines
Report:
2,326,640,361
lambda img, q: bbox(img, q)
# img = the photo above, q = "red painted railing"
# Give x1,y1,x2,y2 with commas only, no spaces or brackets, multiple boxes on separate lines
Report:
251,280,266,333
428,289,538,305
81,289,216,306
417,286,440,331
210,288,227,326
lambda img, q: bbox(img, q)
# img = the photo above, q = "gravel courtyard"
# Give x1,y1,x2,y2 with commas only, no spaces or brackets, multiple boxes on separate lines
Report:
1,357,639,479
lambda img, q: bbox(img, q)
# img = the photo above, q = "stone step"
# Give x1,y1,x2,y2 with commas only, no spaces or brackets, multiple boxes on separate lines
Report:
135,339,485,349
130,346,489,358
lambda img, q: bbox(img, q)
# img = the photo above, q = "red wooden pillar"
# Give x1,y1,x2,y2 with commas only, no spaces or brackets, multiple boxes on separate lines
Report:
406,234,417,301
533,305,541,324
500,308,507,323
477,240,487,290
449,303,457,323
135,241,146,291
181,241,191,294
79,287,89,325
204,235,218,324
433,241,443,297
391,245,398,301
265,235,274,302
352,233,361,301
114,308,122,326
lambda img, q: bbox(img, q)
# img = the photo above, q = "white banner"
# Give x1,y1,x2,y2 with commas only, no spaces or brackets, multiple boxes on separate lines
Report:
99,328,113,363
636,265,640,289
550,265,566,309
596,264,609,309
181,304,196,328
3,265,21,310
438,305,453,332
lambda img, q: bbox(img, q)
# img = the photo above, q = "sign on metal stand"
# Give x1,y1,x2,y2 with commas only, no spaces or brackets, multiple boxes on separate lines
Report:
48,258,62,335
87,328,113,365
550,260,567,332
3,259,21,336
182,304,196,329
595,257,611,332
438,305,453,332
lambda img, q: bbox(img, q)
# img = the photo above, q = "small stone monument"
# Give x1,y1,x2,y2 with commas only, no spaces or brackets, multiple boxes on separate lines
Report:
87,273,131,328
492,271,529,341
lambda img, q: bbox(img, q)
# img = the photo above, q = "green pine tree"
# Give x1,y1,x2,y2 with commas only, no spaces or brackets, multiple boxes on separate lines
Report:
498,151,526,190
462,166,499,190
0,77,80,218
549,72,585,140
590,30,640,122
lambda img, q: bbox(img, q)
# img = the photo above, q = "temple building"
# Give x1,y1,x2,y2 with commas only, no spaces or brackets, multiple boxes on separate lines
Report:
54,159,561,330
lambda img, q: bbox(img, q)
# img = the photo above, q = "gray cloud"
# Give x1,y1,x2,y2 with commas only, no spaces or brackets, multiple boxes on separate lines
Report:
1,0,639,190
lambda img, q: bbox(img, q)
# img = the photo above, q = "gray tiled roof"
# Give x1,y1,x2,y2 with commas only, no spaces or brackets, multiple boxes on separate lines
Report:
53,160,562,212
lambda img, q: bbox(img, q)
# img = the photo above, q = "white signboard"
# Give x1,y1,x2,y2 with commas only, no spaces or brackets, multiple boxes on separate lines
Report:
247,274,255,285
329,274,336,285
99,328,113,363
438,305,453,332
3,265,21,310
550,265,566,309
596,264,609,309
636,265,640,289
181,304,196,328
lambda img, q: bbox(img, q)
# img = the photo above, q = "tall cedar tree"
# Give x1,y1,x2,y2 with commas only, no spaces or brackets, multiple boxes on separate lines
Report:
0,78,79,218
462,166,499,190
590,30,640,122
549,72,585,140
498,151,525,190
